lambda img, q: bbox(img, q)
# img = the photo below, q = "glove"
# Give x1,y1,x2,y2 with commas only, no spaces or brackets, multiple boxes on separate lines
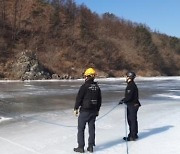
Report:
74,109,79,117
118,99,124,105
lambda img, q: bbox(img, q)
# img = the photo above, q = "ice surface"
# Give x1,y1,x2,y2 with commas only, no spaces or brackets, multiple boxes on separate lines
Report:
0,77,180,154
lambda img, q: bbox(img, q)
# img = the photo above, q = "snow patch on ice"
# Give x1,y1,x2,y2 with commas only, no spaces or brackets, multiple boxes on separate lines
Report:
0,116,13,122
154,93,180,99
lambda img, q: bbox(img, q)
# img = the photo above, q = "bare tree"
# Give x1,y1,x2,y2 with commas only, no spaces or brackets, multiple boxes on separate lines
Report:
0,0,6,30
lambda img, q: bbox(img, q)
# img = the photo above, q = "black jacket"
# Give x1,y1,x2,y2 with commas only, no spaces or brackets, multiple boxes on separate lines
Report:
123,80,141,107
74,79,102,112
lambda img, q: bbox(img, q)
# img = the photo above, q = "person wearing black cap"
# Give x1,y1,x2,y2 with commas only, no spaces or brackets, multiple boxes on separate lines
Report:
119,71,141,141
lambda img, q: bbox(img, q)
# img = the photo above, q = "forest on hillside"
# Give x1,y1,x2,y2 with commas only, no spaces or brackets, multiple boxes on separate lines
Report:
0,0,180,80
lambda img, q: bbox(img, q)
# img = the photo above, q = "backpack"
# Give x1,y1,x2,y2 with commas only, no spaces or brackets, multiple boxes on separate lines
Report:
82,83,100,109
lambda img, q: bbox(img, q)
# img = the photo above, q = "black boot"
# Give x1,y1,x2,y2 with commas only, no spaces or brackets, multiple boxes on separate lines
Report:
123,137,136,141
87,146,93,153
73,147,85,153
135,135,139,139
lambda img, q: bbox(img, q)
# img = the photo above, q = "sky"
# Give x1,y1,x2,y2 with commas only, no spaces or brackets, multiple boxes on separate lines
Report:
74,0,180,38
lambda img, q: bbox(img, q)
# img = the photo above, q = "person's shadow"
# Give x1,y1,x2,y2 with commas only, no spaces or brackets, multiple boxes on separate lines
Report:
95,125,173,151
95,138,123,151
138,125,174,140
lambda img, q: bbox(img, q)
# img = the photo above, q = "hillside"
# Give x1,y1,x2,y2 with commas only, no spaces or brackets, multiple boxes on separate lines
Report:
0,0,180,80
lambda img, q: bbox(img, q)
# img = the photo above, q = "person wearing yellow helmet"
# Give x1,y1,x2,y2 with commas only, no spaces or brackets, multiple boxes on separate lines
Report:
74,68,101,153
84,68,96,78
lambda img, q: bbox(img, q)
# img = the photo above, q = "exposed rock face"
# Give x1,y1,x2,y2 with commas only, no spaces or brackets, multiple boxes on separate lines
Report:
13,51,53,80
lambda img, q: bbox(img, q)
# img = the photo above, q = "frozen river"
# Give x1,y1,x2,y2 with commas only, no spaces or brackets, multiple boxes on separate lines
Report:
0,77,180,154
0,77,180,115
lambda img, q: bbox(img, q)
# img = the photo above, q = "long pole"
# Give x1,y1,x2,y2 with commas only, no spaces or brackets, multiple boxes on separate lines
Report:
124,105,129,154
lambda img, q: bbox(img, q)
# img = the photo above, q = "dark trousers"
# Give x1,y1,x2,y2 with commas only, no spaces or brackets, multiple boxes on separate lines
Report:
77,111,97,148
127,105,139,138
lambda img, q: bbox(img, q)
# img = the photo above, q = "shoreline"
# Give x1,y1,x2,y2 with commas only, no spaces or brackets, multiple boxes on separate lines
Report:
0,76,180,82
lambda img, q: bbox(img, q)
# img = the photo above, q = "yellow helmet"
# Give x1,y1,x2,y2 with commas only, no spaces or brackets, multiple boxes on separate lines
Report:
84,68,96,77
